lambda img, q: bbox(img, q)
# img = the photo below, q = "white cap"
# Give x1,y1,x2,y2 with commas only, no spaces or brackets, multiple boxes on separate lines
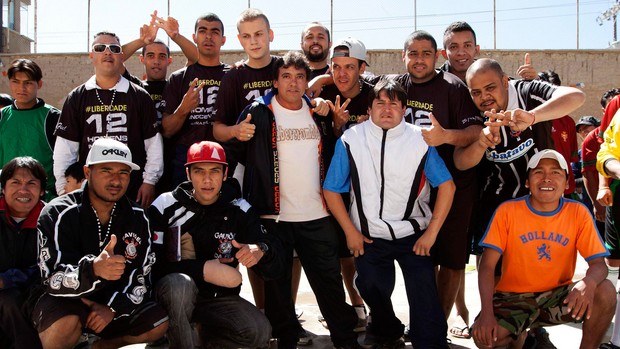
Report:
527,149,568,175
331,37,367,64
85,138,140,170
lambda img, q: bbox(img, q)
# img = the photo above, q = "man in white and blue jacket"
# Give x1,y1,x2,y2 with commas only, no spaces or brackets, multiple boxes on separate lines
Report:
324,79,455,349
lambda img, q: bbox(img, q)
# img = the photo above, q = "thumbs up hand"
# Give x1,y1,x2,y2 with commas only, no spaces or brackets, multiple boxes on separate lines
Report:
232,240,263,268
93,235,126,281
421,113,447,146
516,53,537,81
234,114,256,142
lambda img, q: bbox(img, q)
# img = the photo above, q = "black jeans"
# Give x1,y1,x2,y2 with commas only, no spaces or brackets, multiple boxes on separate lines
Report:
0,287,42,349
262,216,358,349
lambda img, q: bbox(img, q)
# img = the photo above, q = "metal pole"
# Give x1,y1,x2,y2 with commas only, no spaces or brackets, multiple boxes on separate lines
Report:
87,0,91,52
576,0,579,49
33,0,37,53
167,0,170,47
493,0,497,49
330,0,333,39
413,0,416,31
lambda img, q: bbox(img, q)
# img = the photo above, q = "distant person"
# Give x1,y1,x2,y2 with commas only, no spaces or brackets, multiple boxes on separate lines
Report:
595,103,620,349
0,58,60,201
538,69,579,198
0,157,47,349
63,161,85,193
472,149,615,349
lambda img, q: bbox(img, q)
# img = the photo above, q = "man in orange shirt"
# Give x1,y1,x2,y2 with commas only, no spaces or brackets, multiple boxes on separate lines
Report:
471,149,615,349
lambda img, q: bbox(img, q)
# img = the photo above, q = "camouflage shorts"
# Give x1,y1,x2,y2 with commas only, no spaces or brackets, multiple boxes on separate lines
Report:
492,283,579,337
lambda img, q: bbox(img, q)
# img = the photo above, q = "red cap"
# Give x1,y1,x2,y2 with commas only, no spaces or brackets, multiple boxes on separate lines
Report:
185,141,227,167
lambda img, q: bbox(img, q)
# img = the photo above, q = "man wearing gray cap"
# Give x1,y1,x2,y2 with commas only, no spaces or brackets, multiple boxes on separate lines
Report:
33,137,168,349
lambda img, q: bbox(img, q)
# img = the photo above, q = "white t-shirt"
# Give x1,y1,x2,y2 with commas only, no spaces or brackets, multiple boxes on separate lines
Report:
266,96,328,222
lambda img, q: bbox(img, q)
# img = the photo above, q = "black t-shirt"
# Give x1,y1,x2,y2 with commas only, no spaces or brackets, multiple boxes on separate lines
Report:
121,69,167,126
321,79,373,131
56,77,158,169
480,79,557,204
55,76,159,197
310,65,330,80
162,63,230,145
213,57,277,126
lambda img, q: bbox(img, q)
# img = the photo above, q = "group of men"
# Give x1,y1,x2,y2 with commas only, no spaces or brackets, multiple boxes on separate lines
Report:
0,6,618,349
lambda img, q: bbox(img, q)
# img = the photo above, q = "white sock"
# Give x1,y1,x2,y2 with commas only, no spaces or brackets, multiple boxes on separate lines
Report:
354,305,367,319
611,278,620,345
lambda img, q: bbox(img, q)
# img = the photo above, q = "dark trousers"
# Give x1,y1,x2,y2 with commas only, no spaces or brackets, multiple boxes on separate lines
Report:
262,216,358,349
0,287,42,349
355,234,448,349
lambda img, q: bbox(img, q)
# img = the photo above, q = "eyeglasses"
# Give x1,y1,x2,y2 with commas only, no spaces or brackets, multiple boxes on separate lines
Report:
92,44,122,54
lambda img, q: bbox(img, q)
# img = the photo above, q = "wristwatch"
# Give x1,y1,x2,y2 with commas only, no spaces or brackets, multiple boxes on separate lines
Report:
257,242,269,254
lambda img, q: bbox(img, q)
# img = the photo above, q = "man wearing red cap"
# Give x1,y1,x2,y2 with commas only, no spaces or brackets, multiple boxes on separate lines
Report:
149,140,276,349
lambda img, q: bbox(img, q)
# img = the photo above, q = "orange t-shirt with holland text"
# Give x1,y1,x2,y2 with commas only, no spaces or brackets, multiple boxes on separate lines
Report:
480,196,609,293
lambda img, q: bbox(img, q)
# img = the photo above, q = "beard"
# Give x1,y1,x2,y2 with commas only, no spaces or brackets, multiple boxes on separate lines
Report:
304,48,328,63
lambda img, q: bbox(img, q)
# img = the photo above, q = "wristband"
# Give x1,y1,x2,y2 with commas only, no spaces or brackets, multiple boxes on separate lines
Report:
529,110,536,127
599,187,610,191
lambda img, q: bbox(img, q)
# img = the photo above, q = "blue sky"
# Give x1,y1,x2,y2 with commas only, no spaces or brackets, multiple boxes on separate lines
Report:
30,0,618,53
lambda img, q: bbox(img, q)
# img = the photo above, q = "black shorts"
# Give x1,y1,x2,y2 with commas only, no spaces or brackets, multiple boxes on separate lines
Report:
432,184,475,269
32,294,168,338
605,186,620,260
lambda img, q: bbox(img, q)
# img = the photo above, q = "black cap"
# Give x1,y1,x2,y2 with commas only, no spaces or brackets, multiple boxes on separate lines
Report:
576,116,601,128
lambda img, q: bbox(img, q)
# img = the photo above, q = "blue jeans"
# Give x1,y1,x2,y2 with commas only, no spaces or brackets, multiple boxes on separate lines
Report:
355,234,448,349
155,273,271,348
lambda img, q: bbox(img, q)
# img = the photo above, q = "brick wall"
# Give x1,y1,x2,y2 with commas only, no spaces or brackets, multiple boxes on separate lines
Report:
0,49,615,119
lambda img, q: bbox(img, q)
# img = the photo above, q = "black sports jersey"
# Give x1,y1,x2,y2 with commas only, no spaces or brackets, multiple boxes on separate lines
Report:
162,63,230,145
310,65,330,80
480,79,556,204
143,80,167,125
55,76,159,194
122,69,167,126
213,57,277,126
321,79,373,131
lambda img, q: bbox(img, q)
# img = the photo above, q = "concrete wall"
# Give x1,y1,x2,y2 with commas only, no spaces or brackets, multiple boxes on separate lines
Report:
0,49,617,119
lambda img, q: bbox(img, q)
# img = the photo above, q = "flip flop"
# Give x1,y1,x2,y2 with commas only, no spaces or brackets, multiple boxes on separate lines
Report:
449,324,471,339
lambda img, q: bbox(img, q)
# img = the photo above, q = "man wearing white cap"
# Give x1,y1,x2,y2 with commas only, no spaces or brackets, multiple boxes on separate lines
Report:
322,37,373,136
472,149,615,349
34,137,168,349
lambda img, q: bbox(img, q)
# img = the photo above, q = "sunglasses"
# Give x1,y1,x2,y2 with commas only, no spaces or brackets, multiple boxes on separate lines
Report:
92,44,122,54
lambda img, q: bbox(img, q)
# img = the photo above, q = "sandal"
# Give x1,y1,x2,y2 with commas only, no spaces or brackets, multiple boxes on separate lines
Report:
449,324,471,339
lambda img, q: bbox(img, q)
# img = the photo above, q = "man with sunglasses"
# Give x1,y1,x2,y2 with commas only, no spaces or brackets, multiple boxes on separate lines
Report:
53,31,163,208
